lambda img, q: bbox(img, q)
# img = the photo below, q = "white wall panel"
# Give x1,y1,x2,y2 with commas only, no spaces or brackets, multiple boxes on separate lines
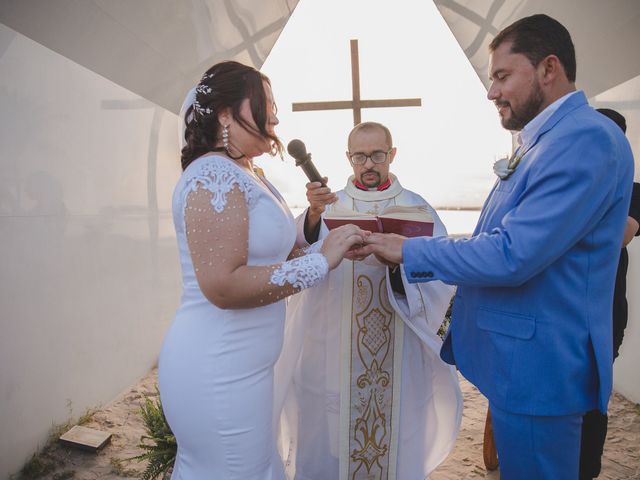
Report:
0,24,182,477
617,243,640,403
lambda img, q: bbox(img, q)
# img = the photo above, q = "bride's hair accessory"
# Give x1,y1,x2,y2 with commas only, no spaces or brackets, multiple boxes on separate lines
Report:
192,100,212,116
192,75,216,117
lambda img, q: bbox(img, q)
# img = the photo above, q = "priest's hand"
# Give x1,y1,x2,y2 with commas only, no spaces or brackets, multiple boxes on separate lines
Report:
351,232,406,266
306,177,337,228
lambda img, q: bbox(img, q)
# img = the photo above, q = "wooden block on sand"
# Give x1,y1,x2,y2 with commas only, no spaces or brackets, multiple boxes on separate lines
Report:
59,425,112,452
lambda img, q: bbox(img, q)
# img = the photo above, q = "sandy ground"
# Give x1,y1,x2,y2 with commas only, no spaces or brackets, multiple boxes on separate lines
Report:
19,369,640,479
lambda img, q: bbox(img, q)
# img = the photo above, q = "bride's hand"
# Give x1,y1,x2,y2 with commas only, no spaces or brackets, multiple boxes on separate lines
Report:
321,225,366,269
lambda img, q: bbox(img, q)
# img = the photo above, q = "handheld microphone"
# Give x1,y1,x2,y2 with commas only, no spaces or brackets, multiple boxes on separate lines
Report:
287,139,326,187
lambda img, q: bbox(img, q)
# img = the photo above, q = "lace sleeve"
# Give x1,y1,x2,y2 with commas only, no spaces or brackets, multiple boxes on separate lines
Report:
182,156,255,214
183,160,328,309
270,252,327,289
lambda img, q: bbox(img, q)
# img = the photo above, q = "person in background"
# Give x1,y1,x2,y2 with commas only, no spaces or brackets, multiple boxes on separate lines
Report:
579,107,640,480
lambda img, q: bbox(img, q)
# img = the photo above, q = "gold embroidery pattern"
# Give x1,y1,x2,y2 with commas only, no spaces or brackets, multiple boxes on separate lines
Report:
349,274,395,479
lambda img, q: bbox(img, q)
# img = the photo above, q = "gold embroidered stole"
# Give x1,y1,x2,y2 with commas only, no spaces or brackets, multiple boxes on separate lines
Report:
339,248,404,480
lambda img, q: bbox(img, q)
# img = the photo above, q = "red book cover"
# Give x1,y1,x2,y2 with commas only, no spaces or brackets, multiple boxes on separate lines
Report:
379,217,434,237
322,217,382,232
323,216,433,237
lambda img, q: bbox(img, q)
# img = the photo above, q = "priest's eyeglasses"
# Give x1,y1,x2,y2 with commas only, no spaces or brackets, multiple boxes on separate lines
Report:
348,149,392,165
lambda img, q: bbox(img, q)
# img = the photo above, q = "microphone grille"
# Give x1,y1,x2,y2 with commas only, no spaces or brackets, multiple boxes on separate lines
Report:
287,139,308,160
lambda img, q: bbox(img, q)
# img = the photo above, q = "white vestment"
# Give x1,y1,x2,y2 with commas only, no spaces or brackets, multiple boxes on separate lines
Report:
275,175,462,480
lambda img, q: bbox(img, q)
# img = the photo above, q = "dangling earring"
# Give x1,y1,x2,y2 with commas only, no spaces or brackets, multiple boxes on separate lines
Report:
222,124,230,155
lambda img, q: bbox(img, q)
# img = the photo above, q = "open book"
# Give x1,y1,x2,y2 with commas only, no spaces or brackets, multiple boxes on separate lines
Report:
323,204,434,237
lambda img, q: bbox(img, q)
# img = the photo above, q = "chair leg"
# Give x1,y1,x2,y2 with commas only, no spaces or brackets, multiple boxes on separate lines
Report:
483,407,499,471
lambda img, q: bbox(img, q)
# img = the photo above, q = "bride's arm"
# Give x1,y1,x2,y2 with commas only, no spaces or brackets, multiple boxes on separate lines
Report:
287,238,324,260
185,184,360,309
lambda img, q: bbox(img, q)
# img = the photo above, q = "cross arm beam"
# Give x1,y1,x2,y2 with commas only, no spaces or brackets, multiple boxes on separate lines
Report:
292,98,421,112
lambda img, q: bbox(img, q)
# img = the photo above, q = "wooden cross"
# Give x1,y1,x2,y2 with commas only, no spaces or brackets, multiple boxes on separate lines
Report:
292,39,422,126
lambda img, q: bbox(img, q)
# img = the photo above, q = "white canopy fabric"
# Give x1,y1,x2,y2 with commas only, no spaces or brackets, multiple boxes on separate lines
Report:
432,0,640,98
2,0,638,111
0,0,299,113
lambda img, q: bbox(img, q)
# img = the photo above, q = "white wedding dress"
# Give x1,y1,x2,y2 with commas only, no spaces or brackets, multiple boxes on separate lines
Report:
158,154,323,479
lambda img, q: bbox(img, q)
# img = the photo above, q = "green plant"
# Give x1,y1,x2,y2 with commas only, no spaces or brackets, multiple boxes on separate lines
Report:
48,419,75,445
77,407,98,426
43,404,98,446
130,388,176,480
12,405,99,479
18,454,57,479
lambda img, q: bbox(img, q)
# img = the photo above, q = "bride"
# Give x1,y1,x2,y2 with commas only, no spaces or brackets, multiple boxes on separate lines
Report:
158,61,365,479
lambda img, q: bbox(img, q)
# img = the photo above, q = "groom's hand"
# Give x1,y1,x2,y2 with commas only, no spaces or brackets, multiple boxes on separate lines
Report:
351,232,406,266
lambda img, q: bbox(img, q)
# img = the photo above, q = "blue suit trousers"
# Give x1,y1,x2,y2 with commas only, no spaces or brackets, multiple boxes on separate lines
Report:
490,402,583,479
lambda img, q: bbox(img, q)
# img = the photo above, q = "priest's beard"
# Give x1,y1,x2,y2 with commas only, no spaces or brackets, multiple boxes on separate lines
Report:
498,79,544,131
359,170,381,188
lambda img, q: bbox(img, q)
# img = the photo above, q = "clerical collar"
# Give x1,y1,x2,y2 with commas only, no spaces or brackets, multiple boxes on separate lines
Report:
353,178,392,191
344,174,403,202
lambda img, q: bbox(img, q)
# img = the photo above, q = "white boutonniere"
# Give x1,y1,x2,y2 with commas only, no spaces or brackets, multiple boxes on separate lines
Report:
493,156,512,179
493,147,527,180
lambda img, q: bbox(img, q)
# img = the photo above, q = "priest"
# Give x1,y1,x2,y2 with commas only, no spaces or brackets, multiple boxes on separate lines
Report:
277,122,462,480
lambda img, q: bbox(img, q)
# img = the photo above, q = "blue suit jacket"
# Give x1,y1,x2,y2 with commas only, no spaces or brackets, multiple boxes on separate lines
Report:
403,92,634,415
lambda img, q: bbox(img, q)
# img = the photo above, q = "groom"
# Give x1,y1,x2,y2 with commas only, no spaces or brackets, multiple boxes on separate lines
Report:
355,14,634,479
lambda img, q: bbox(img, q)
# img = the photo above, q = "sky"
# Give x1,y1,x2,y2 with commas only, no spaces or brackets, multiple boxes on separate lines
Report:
256,0,513,212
